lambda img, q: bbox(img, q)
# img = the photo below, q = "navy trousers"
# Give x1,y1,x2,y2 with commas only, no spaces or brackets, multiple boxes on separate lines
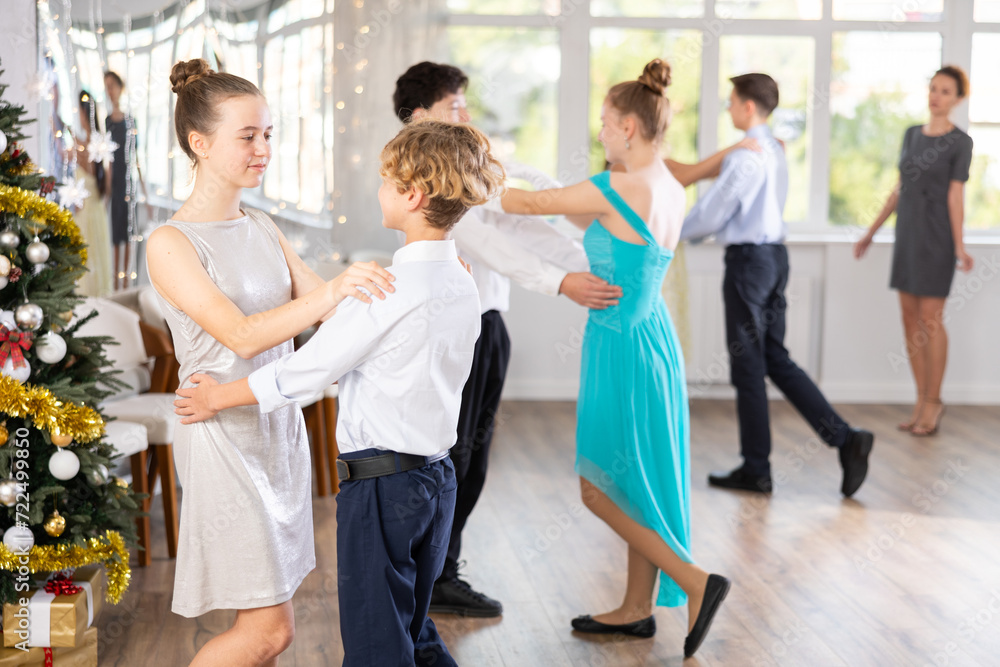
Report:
723,244,850,478
336,448,458,667
441,310,510,580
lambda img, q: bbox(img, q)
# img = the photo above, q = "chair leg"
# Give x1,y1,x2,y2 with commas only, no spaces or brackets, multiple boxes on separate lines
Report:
130,450,152,567
303,403,329,497
152,444,180,559
323,395,340,494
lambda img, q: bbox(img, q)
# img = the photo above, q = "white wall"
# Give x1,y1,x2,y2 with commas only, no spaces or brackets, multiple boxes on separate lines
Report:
1,2,39,160
501,238,1000,406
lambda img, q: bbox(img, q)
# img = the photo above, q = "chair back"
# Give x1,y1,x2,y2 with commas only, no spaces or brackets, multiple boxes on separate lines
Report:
74,297,152,398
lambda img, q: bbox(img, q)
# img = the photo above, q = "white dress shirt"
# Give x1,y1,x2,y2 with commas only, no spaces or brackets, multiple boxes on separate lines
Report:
449,162,589,314
248,240,482,457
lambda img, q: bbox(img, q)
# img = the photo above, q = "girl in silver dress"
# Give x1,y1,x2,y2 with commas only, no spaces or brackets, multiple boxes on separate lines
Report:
146,58,394,666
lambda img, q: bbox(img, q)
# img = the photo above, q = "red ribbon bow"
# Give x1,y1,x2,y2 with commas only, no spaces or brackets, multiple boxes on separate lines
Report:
0,324,32,369
43,573,82,596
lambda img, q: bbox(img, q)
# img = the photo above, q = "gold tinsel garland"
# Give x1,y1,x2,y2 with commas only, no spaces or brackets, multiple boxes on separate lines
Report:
0,182,88,266
0,530,130,603
0,375,104,443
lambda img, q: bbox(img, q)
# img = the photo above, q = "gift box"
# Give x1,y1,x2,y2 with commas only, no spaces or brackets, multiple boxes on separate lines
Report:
0,626,96,666
2,566,105,648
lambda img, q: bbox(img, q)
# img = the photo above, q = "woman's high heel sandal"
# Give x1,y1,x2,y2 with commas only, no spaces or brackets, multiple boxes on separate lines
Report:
898,397,924,432
911,399,945,437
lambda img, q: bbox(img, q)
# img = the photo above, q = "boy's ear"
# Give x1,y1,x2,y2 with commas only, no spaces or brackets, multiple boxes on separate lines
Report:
411,108,427,121
405,185,425,212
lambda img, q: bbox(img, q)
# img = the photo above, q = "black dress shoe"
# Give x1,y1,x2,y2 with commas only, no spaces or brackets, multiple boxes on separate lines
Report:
840,428,874,497
684,574,731,658
708,467,773,493
429,576,503,618
571,614,656,638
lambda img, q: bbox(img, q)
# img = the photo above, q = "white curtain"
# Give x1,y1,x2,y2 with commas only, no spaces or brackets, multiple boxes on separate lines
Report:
331,0,448,254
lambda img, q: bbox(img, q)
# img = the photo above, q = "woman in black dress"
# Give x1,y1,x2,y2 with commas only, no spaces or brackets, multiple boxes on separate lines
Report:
854,66,974,437
104,71,151,290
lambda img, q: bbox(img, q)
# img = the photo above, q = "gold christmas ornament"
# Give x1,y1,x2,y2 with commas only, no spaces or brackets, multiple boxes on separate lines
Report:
0,530,130,603
0,421,8,444
43,509,66,537
113,477,128,489
0,255,10,277
50,432,73,447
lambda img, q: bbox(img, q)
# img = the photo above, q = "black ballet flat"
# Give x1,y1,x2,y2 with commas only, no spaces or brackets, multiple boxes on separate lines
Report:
571,614,656,638
684,574,731,658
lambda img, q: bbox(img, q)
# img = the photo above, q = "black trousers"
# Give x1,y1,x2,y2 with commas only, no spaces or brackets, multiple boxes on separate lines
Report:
723,244,850,478
336,448,457,667
440,310,511,580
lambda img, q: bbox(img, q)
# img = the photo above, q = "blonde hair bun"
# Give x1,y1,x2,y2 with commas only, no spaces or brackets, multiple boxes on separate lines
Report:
638,59,672,96
170,58,213,95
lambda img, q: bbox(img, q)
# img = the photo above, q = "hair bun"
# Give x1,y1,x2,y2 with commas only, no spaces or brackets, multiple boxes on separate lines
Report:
638,59,671,96
170,59,213,94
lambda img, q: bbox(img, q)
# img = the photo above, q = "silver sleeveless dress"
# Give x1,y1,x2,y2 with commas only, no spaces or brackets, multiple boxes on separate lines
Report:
151,207,315,618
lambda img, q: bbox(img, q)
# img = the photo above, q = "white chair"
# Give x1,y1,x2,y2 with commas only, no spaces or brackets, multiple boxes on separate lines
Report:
103,420,153,567
75,297,180,564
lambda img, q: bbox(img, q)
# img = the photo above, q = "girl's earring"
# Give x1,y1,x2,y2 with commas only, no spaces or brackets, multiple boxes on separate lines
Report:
624,136,631,150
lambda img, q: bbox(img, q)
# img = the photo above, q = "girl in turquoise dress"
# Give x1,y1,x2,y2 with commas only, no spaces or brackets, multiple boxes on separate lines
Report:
502,59,730,658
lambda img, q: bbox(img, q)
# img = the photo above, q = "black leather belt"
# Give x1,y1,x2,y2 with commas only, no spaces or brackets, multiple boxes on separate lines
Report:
336,451,449,482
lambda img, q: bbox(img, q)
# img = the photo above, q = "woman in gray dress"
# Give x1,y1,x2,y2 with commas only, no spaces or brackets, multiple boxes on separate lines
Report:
146,59,394,666
854,66,974,437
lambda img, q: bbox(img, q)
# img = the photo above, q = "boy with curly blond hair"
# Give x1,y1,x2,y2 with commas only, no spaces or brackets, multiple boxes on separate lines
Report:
175,119,506,666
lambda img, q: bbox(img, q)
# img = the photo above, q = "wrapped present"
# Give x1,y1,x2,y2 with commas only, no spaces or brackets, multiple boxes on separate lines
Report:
2,566,105,648
0,626,96,666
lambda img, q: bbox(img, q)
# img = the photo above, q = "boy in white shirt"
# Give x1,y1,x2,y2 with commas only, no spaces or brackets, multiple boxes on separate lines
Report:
174,119,506,667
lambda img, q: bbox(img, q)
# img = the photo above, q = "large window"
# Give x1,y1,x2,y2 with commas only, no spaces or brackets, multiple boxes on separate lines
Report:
47,0,1000,232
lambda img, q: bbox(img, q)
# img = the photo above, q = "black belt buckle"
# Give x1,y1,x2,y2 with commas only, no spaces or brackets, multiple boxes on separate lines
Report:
335,459,351,481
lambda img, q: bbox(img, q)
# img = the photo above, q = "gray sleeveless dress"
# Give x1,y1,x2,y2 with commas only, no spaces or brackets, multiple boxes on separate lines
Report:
150,207,315,618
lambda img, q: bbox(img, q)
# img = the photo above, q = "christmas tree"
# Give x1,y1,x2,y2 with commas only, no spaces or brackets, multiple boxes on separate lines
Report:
0,63,140,606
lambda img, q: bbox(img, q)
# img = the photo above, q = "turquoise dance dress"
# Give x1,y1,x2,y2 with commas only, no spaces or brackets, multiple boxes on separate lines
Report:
576,170,692,608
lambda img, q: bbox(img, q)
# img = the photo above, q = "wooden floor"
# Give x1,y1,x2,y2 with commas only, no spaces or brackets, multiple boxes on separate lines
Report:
95,400,1000,666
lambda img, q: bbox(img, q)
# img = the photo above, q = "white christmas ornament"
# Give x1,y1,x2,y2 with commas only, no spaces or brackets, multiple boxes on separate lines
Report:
0,255,10,276
0,276,7,290
1,357,31,383
36,332,67,364
3,525,34,552
86,131,119,164
26,239,50,264
0,310,15,330
0,479,18,506
57,178,90,209
49,449,81,480
0,130,6,154
0,231,19,249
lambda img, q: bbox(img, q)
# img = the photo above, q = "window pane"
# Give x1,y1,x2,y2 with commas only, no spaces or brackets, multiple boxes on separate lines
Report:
716,0,821,20
298,25,326,214
447,27,560,178
833,0,944,21
447,0,557,15
148,41,172,194
262,36,283,202
719,36,814,224
968,34,1000,229
828,32,941,226
280,33,302,204
976,0,1000,21
589,28,702,201
591,0,703,18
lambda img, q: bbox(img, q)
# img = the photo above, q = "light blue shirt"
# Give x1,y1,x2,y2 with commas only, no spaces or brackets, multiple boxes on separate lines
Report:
680,124,788,246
